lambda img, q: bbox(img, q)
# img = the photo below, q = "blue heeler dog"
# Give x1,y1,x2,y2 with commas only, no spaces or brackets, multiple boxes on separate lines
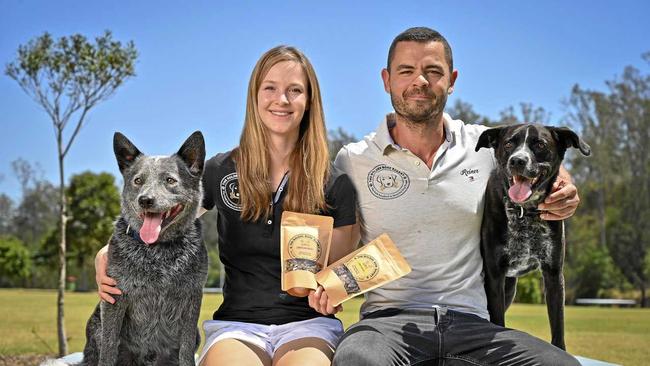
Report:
475,124,590,350
80,131,208,365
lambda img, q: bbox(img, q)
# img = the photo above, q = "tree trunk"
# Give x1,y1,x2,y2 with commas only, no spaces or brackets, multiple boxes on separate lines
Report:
641,284,647,308
57,133,68,356
596,169,607,249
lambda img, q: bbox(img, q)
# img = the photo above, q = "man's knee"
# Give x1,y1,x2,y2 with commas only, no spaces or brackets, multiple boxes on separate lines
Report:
333,329,389,366
534,347,581,366
333,340,379,366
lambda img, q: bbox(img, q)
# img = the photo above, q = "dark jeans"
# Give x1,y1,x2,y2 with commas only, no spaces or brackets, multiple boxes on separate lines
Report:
333,307,580,366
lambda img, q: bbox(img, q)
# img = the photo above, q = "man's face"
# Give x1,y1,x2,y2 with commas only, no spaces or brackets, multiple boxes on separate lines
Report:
382,41,457,124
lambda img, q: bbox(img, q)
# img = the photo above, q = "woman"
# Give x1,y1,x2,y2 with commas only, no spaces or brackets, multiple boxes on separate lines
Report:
95,46,359,366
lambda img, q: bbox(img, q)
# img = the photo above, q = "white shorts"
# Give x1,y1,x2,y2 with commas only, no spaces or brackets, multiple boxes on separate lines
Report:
197,317,343,363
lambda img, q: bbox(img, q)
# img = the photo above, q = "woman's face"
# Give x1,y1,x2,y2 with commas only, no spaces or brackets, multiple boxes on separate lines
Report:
257,60,309,141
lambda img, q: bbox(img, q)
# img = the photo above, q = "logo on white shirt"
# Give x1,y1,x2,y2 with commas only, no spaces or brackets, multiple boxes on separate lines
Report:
367,165,410,199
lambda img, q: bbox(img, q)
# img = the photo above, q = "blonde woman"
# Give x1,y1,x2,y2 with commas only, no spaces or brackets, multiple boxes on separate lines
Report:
95,46,359,366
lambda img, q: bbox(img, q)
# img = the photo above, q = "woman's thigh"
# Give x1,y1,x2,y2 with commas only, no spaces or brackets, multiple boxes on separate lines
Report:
273,337,334,366
200,338,272,366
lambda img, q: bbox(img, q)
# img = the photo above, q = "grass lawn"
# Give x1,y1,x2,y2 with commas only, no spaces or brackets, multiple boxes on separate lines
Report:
1,289,648,365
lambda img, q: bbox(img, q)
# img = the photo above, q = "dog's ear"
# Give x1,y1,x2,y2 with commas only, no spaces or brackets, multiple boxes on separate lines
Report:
177,131,206,177
113,132,142,174
475,126,507,152
548,126,591,156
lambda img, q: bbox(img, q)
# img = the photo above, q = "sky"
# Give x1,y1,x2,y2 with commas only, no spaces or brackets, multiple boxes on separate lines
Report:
1,0,648,200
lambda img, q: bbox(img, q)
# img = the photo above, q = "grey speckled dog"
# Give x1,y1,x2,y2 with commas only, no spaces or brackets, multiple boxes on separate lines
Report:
80,131,208,366
475,124,590,350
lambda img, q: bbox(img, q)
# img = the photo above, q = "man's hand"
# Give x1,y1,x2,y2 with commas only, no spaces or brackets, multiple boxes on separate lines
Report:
308,286,342,316
95,245,121,304
538,166,579,221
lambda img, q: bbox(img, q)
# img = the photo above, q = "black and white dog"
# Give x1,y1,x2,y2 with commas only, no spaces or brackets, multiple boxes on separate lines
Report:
475,124,590,350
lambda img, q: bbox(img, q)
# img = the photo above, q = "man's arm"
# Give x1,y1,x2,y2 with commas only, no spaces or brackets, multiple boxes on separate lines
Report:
538,165,580,220
328,222,360,264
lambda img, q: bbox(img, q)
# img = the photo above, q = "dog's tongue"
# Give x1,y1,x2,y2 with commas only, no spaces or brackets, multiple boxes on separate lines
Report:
140,213,163,244
509,180,532,203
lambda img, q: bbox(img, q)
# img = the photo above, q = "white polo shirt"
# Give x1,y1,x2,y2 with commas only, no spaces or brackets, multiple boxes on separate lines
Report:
334,112,496,319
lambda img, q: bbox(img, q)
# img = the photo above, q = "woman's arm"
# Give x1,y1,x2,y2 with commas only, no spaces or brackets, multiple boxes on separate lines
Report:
95,242,122,304
308,222,360,315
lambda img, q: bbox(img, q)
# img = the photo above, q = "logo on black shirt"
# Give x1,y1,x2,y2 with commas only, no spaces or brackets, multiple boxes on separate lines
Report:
220,172,242,211
367,164,410,199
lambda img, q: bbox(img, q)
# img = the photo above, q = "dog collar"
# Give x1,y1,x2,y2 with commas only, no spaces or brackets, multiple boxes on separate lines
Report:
125,224,146,244
507,204,541,219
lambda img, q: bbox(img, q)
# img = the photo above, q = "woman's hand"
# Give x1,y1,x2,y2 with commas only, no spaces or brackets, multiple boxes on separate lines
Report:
308,286,342,315
95,244,121,304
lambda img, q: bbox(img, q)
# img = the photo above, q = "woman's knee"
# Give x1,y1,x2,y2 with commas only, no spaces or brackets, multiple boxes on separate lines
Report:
200,339,271,366
273,337,334,366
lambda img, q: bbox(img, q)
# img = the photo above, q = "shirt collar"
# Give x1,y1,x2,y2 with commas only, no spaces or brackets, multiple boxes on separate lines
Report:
373,112,454,154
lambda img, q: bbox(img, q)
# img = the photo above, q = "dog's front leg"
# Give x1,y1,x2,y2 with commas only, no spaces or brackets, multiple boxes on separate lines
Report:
480,216,508,325
178,290,203,366
542,222,567,350
98,297,127,366
542,267,566,350
484,265,507,326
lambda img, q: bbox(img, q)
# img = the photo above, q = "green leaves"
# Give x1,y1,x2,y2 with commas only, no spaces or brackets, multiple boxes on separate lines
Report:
66,171,120,258
0,235,32,281
5,30,137,130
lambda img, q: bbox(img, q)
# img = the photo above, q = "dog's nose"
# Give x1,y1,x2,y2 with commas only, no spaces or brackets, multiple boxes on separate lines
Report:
138,196,155,209
509,156,528,169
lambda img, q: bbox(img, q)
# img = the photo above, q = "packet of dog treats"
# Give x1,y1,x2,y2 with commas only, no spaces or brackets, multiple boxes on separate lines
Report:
315,233,411,306
281,211,334,297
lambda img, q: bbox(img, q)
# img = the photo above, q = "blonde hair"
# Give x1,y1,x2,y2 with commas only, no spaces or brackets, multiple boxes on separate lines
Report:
235,45,330,222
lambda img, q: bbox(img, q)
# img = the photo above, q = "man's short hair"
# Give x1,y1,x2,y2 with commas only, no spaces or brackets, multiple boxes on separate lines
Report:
387,27,453,73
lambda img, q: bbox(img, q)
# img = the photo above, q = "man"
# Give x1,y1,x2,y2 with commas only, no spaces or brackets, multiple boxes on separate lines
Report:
308,27,580,365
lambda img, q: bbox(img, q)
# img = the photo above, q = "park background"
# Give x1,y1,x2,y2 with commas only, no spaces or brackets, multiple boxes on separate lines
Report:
1,1,649,365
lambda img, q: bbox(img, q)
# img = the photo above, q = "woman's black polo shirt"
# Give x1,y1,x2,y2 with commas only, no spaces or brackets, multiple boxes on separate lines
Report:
202,150,357,325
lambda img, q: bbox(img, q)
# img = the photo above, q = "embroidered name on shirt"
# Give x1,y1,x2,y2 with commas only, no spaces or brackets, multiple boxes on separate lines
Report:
367,164,410,199
460,168,479,183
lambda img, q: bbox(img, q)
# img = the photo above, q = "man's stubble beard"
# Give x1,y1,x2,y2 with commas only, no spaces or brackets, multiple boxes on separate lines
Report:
391,88,448,126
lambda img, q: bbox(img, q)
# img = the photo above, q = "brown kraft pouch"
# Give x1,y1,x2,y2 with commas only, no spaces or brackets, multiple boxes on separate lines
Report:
281,211,334,297
315,233,411,306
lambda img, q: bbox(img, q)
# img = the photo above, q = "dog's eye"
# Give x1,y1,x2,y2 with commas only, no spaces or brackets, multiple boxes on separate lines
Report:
134,177,143,185
504,141,513,149
166,177,177,184
536,141,547,149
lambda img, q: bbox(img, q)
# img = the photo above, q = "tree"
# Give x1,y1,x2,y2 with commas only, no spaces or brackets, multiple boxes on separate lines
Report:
328,127,358,162
0,194,14,236
66,171,120,291
9,159,59,246
0,235,32,286
5,31,137,355
446,99,495,126
200,209,223,288
566,53,650,306
497,102,552,125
